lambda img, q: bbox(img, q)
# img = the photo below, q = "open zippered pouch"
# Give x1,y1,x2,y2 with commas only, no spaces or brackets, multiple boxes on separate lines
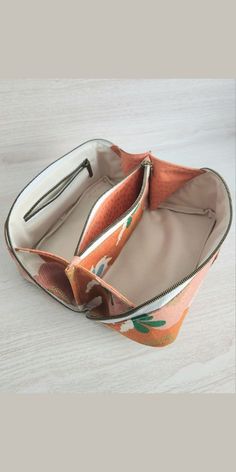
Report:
5,139,232,347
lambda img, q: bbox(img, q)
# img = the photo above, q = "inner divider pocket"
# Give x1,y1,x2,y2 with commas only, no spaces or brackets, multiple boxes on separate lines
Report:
76,159,151,255
76,160,151,274
64,159,151,315
65,263,134,316
15,245,135,315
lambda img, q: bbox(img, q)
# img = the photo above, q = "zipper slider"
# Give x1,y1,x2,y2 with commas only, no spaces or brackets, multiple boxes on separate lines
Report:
141,158,153,174
83,159,93,177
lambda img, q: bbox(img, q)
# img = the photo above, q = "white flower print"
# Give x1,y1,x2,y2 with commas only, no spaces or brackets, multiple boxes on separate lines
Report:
116,222,126,246
116,204,139,246
120,319,134,333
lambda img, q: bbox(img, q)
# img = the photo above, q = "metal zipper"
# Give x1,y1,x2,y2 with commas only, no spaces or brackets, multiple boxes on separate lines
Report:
75,159,152,257
24,158,93,222
87,167,233,322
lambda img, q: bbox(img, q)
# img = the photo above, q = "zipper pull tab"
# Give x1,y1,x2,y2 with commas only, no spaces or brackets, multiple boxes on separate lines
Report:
83,159,93,177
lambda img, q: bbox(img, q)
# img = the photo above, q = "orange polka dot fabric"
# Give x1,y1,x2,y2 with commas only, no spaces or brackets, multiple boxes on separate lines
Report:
111,145,204,209
111,145,149,174
79,197,145,277
149,155,204,209
78,165,145,254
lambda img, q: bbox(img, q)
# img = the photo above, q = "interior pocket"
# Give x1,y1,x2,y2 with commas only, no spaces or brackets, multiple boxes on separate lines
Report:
64,159,151,313
37,176,113,260
76,160,151,275
76,159,151,255
157,203,216,268
23,158,93,222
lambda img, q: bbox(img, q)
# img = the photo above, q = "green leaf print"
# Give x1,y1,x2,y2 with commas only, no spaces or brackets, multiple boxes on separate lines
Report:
136,314,153,321
125,204,140,228
143,320,166,327
132,314,166,333
133,320,150,333
126,216,133,228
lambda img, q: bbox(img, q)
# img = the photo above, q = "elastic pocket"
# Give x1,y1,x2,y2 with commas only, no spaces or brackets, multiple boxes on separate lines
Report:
158,202,215,218
158,202,216,269
23,158,93,222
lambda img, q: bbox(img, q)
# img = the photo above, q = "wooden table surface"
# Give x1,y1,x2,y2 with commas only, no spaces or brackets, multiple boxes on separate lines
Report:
0,79,235,393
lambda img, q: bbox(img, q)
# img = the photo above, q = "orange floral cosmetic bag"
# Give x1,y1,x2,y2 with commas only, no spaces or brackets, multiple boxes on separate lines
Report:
5,139,232,347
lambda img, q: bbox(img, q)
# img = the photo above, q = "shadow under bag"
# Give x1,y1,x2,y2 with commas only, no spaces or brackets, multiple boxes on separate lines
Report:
5,139,232,347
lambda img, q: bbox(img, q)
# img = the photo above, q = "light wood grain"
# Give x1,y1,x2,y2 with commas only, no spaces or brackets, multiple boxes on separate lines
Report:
0,79,235,393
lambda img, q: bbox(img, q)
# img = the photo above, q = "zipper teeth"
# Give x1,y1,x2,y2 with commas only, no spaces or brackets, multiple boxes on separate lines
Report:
76,161,151,257
88,167,233,322
24,159,91,222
